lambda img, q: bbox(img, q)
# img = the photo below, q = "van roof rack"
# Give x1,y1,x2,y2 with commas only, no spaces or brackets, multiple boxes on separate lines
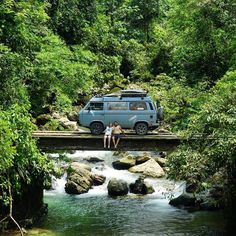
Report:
120,89,147,97
102,90,148,98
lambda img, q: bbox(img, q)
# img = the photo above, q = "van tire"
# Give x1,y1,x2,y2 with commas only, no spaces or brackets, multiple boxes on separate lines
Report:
135,122,148,135
90,122,104,135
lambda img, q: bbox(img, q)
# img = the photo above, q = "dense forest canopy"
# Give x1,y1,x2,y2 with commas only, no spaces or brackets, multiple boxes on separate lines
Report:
0,0,236,228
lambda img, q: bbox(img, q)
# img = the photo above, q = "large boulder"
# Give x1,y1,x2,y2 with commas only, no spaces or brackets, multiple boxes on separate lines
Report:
129,176,155,195
65,163,94,194
170,187,224,211
129,158,165,178
65,173,93,194
107,178,129,197
70,162,91,172
169,193,197,207
112,155,136,170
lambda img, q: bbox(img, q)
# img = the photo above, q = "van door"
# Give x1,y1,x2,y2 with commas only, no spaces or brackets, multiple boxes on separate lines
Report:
80,102,105,127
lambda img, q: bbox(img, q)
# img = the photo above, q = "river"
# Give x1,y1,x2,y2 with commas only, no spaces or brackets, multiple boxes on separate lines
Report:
8,151,227,235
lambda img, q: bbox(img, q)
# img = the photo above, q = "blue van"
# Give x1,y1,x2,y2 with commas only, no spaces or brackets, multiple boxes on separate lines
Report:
78,90,163,135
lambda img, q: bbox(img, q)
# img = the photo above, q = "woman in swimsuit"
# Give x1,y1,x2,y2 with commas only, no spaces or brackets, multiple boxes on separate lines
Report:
104,122,113,148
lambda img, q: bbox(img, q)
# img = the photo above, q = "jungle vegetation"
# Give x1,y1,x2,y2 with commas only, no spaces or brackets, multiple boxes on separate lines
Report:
0,0,236,229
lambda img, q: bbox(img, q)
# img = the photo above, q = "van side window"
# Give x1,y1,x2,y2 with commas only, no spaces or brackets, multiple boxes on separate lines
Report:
88,102,104,110
108,102,128,110
130,101,147,110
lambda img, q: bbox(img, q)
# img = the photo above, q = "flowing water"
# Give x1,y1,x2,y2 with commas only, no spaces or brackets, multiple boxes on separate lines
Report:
23,151,227,235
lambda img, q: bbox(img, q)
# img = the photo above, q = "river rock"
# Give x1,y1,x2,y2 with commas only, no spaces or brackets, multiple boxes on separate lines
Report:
129,176,155,195
107,178,129,197
112,155,136,170
84,157,104,163
135,154,151,165
63,121,78,130
158,151,167,158
129,158,165,178
65,172,93,194
70,162,91,172
113,151,122,156
93,174,106,186
154,156,167,167
169,193,197,207
59,117,78,130
36,114,52,126
67,111,78,121
51,112,61,119
65,163,94,194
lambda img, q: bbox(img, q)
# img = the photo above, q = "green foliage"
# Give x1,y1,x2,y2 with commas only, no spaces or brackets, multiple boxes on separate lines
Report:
128,0,160,41
0,44,29,108
30,36,96,115
0,0,49,55
43,119,61,131
0,0,236,221
167,71,236,189
136,74,207,130
47,0,97,44
0,104,54,207
168,0,236,84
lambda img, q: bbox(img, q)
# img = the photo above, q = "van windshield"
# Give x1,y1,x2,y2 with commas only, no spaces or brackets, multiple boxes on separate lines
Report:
87,102,104,110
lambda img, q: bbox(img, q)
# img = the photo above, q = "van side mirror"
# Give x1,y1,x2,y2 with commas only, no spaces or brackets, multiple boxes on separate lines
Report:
88,107,91,112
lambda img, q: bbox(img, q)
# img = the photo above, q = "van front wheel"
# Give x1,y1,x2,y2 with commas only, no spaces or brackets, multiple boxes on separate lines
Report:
135,122,148,135
90,122,104,135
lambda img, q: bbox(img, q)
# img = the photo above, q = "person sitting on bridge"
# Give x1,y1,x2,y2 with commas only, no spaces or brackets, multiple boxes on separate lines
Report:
112,121,125,148
104,122,113,148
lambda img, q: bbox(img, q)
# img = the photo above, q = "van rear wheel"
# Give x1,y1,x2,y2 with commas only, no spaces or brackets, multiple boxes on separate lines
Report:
135,122,148,135
90,122,104,135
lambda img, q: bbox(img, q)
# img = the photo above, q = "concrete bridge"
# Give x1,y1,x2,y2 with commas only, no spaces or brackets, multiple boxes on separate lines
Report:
33,131,181,152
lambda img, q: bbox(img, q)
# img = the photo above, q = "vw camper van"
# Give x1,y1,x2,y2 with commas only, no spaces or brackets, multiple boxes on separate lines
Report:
78,90,163,135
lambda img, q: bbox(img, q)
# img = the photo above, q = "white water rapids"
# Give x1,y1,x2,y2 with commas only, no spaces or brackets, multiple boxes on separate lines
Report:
46,150,185,201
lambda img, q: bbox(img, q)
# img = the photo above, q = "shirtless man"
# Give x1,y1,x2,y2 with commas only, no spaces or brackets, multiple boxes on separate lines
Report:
112,121,125,148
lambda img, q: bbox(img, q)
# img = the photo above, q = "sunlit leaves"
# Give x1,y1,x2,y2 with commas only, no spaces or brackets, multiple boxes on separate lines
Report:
167,71,236,189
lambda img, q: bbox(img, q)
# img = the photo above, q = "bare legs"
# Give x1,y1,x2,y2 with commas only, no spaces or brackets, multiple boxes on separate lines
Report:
112,136,120,148
104,135,111,148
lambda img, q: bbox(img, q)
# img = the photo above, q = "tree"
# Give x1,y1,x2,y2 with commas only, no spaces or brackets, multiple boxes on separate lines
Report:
167,70,236,189
129,0,160,42
47,0,97,44
168,0,236,85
